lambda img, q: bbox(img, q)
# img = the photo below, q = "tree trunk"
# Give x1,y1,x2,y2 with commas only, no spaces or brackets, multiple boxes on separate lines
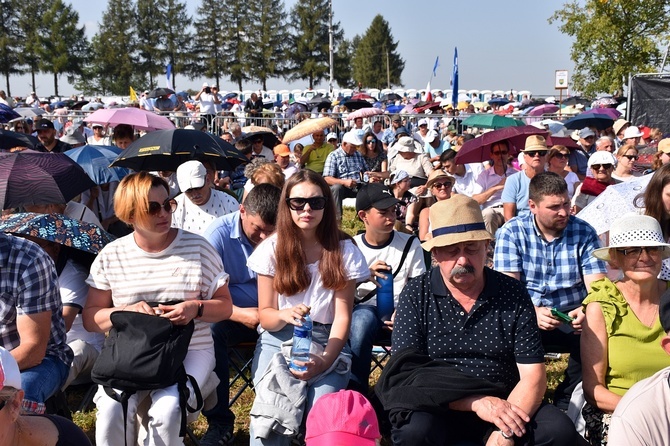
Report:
4,72,10,96
31,70,36,93
53,72,59,97
237,79,242,91
262,78,267,91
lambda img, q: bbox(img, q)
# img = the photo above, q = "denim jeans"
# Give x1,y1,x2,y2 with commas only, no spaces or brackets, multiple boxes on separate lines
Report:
249,324,351,446
21,354,69,413
348,305,384,393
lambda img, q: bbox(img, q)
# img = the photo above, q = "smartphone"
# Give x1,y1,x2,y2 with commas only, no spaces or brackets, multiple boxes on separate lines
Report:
551,308,575,324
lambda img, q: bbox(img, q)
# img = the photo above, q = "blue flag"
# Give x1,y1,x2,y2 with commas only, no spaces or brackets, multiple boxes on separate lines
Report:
165,63,172,88
451,48,458,108
432,56,439,78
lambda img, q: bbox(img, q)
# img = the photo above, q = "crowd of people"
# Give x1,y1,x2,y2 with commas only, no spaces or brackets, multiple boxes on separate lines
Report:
2,88,670,446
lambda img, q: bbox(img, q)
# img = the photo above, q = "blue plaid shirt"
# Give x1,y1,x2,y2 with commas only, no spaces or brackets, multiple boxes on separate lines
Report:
323,147,367,181
0,233,73,367
493,214,606,310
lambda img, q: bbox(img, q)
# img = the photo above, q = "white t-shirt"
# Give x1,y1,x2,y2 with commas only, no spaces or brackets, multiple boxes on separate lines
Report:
61,259,105,351
198,92,217,115
172,189,239,236
86,229,229,350
247,234,369,324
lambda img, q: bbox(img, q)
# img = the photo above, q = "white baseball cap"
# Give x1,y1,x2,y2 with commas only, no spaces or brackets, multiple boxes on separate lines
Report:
342,131,363,146
176,160,207,191
426,130,439,144
0,347,21,390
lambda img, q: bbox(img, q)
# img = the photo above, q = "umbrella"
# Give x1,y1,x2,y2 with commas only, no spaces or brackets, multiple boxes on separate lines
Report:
528,104,559,116
385,105,404,114
380,93,402,102
488,97,510,106
341,99,373,111
223,92,237,101
13,107,45,118
563,113,614,130
456,101,470,110
454,125,549,164
0,150,96,209
64,145,132,185
241,131,281,149
0,104,21,123
147,87,176,98
461,114,525,130
52,100,76,109
581,107,621,120
110,129,247,172
307,95,332,111
351,93,375,101
84,107,175,132
71,100,89,110
591,97,618,108
285,103,308,119
0,129,40,150
400,103,417,114
546,135,579,149
241,125,274,134
0,212,114,254
346,107,384,121
561,96,591,107
414,102,443,114
81,102,105,111
282,117,337,144
576,173,651,235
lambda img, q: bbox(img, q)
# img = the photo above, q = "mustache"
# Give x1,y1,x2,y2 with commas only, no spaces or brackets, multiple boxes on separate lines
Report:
450,264,476,277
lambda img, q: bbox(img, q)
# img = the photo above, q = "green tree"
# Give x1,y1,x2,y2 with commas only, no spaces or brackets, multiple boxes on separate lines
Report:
136,0,166,89
333,37,354,88
351,15,404,89
550,0,670,96
217,0,249,91
16,2,45,93
0,0,23,95
191,0,226,87
39,0,88,96
287,0,344,90
246,0,286,91
161,0,192,90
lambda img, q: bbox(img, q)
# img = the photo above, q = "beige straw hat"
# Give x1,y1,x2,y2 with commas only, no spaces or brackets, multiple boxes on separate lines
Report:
421,194,493,251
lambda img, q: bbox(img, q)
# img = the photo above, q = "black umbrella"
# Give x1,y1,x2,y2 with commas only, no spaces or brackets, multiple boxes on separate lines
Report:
147,87,176,98
0,129,40,151
380,93,402,102
110,129,248,172
307,95,332,111
561,96,591,107
341,99,373,111
241,131,281,149
0,150,96,209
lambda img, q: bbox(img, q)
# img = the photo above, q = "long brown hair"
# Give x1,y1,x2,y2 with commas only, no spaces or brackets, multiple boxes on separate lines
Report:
637,163,670,238
273,170,352,295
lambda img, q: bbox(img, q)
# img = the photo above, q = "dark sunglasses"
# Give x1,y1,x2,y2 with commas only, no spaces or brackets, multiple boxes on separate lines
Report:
492,150,509,156
432,181,453,189
554,153,569,159
366,139,377,144
616,246,665,257
591,163,613,171
622,154,638,161
148,199,177,215
0,399,6,411
524,150,546,158
286,196,327,211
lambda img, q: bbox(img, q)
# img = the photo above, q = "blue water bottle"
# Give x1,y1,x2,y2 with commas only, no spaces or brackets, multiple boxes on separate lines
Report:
289,313,313,371
377,267,394,322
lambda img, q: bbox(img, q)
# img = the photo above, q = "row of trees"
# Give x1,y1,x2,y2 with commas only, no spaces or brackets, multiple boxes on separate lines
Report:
0,0,405,96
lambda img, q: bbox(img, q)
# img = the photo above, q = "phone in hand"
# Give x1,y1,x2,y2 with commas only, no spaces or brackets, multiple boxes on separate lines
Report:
551,308,575,324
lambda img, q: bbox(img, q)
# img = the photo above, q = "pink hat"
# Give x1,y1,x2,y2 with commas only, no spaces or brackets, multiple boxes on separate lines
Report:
306,390,380,446
0,347,21,390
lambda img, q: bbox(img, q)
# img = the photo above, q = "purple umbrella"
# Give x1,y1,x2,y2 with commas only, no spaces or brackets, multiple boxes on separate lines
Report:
581,107,621,120
0,104,21,123
528,104,559,116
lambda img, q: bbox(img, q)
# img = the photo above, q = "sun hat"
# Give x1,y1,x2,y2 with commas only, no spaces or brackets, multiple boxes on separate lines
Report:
396,136,422,153
389,170,409,185
176,160,207,191
623,125,643,140
522,135,548,152
592,214,670,262
425,130,440,144
356,183,401,212
305,390,380,446
273,144,291,157
421,194,492,251
425,168,455,189
417,118,428,127
0,347,21,391
613,119,630,136
59,126,86,145
587,151,616,168
342,131,363,146
658,139,670,154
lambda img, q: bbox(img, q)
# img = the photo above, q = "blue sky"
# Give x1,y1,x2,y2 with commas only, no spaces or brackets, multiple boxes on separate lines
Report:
11,0,576,97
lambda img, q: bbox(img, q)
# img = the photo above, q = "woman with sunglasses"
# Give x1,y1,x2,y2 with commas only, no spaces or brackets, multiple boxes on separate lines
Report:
418,169,454,242
572,151,619,213
83,172,233,446
581,214,670,445
611,143,639,182
546,145,581,198
247,170,368,445
358,130,388,182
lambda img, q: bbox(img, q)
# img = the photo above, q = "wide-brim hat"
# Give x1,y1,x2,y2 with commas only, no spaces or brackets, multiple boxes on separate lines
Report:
522,135,548,152
396,136,423,153
613,118,630,136
592,214,670,261
425,169,455,189
421,194,492,251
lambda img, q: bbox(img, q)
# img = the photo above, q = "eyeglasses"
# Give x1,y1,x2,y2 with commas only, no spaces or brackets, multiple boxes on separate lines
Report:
286,196,327,211
492,150,509,156
524,151,546,158
0,399,6,411
554,153,569,159
616,246,665,257
591,164,613,171
622,154,638,161
366,139,377,144
432,181,453,189
148,199,178,215
419,124,427,128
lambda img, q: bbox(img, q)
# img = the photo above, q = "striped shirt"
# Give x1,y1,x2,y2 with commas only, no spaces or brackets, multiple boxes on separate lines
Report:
87,229,229,350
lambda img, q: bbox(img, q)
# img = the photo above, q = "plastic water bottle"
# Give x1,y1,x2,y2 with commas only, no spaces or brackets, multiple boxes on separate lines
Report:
377,268,394,322
289,313,313,371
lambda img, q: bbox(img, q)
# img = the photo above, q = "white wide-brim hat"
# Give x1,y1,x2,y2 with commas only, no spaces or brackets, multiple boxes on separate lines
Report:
592,214,670,261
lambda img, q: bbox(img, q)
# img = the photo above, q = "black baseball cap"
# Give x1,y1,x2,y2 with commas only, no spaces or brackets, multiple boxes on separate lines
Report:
35,118,55,130
356,183,401,212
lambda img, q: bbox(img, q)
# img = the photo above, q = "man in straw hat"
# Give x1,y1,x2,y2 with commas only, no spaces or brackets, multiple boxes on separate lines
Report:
494,171,607,411
501,134,549,221
387,194,581,445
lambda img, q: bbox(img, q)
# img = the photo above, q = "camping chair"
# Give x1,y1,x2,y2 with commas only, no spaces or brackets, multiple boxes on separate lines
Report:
228,342,256,407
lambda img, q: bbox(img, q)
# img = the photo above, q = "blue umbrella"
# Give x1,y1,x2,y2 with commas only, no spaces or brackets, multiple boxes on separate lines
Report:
563,113,614,130
386,105,404,114
0,104,20,123
223,92,238,101
488,97,510,106
65,145,131,185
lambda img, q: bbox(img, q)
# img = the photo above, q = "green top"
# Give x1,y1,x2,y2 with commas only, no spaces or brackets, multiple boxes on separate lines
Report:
583,277,670,396
303,143,335,174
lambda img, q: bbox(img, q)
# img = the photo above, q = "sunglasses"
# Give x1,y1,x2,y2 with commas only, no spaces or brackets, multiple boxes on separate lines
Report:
432,181,453,189
554,153,570,159
616,246,665,257
286,196,327,211
524,151,546,158
622,154,638,161
591,163,613,171
492,150,509,156
148,199,177,215
0,399,5,411
366,139,377,144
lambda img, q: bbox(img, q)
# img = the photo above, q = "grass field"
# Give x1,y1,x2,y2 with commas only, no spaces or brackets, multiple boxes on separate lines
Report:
67,207,569,444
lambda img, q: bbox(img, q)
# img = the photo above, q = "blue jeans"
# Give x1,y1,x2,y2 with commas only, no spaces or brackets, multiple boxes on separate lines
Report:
21,354,69,412
348,305,384,393
249,324,351,446
203,320,259,426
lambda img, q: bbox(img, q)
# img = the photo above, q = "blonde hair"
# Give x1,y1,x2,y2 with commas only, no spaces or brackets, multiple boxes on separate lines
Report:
114,172,169,226
251,163,285,189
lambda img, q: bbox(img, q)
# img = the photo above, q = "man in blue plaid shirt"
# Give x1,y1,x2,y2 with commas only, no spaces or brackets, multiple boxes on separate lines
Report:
494,172,606,410
323,130,368,221
0,232,73,413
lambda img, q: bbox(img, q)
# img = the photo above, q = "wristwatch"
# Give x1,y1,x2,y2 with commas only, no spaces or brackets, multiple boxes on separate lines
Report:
197,302,204,318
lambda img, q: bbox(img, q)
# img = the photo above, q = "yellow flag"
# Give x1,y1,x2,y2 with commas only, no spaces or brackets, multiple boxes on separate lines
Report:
129,86,138,102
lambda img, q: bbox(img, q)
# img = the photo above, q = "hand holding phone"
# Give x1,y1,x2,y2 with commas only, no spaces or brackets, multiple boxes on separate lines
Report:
551,308,575,324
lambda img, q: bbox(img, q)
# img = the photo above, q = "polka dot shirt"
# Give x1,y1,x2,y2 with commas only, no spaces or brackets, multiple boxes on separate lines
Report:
392,267,545,392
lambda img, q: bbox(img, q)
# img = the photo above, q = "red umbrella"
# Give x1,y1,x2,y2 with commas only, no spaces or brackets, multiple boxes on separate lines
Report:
455,125,549,164
413,101,442,114
351,93,374,101
547,135,579,149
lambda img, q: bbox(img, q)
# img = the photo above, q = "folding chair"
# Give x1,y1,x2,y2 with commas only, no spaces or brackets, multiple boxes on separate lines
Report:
370,335,392,375
228,342,256,407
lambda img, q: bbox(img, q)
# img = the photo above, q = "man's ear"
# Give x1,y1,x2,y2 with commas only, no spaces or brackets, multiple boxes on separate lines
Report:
528,199,537,212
